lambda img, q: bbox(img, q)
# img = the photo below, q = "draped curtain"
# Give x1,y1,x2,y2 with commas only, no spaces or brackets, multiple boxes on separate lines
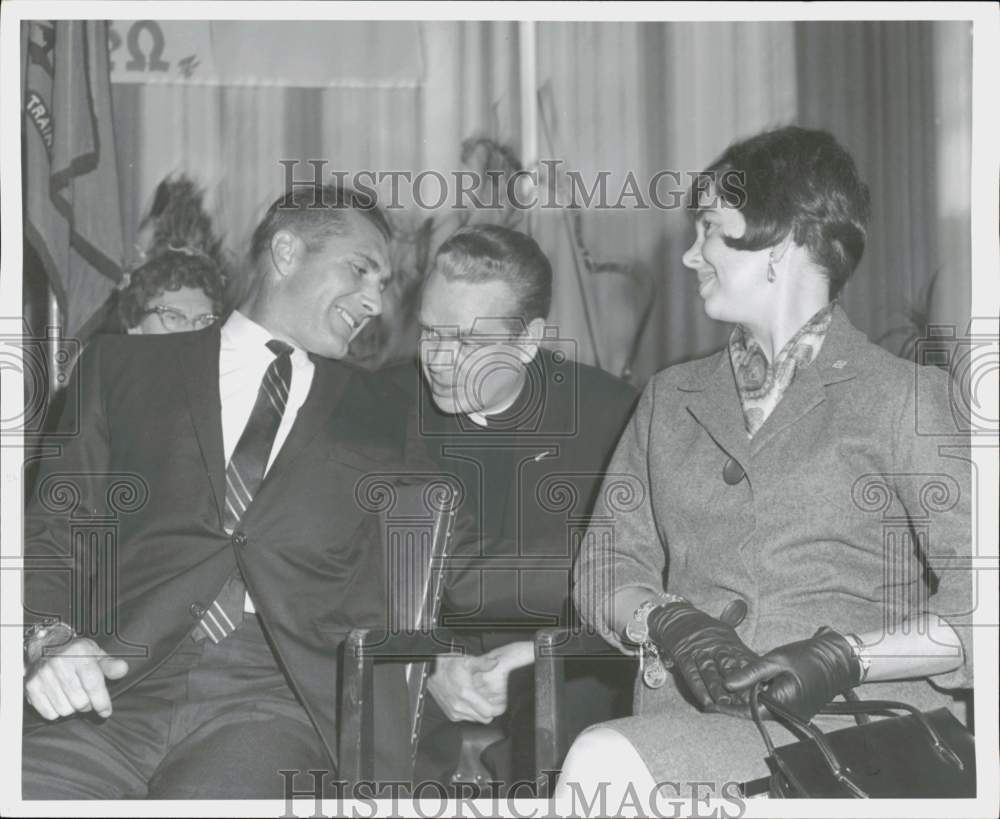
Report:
794,21,972,353
107,20,971,385
534,22,797,380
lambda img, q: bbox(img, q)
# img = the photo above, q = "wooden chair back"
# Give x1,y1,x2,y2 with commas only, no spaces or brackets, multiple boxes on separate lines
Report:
339,477,459,784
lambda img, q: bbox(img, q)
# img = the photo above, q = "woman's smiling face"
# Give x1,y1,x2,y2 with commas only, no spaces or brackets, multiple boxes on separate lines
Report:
681,189,772,325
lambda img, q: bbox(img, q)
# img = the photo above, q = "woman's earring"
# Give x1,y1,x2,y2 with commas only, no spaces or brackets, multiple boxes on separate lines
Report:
767,260,777,283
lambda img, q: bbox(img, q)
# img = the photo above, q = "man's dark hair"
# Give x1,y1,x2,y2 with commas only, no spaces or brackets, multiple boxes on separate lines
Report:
433,225,552,321
695,125,871,298
249,184,391,267
118,249,225,329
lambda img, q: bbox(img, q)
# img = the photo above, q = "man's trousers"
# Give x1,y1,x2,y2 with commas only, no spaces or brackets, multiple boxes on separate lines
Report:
22,615,331,799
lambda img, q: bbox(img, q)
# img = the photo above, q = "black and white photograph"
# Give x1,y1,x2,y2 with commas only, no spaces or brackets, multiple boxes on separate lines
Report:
1,2,998,816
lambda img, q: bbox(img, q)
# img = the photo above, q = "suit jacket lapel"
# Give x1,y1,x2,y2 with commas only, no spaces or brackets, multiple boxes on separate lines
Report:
261,355,352,490
178,326,226,526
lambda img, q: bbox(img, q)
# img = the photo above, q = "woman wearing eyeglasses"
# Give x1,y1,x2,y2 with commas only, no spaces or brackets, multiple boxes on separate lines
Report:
119,248,224,335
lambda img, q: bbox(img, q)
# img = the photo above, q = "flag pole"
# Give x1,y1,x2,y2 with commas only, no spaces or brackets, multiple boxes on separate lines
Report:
47,286,62,397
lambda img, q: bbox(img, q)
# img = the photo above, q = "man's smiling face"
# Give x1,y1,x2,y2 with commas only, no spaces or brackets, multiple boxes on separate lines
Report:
278,211,391,359
418,269,535,416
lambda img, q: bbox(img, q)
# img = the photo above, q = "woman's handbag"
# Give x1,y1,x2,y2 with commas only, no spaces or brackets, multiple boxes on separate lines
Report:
749,685,976,798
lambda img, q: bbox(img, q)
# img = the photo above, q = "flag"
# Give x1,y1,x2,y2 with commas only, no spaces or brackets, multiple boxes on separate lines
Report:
23,20,124,340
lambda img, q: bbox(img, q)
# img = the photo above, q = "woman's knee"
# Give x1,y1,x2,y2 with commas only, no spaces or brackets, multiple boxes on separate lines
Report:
557,724,656,794
567,725,631,762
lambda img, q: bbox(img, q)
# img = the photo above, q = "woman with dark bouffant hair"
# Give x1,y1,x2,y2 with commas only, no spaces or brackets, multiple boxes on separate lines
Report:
557,126,972,799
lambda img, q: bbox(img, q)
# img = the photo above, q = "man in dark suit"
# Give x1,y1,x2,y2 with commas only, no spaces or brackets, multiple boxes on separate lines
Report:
410,225,638,785
22,185,415,798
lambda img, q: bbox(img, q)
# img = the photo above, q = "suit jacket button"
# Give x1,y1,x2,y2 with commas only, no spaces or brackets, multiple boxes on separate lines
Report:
232,531,247,547
189,602,206,618
723,457,746,485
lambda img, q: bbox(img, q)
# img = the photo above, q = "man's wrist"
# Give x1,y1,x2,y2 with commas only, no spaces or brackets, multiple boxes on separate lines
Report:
24,621,75,666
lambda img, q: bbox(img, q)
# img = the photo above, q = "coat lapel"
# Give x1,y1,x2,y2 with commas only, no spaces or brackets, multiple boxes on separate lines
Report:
682,305,867,464
749,303,862,456
681,351,752,468
748,363,827,456
178,334,356,529
177,326,226,526
259,355,352,491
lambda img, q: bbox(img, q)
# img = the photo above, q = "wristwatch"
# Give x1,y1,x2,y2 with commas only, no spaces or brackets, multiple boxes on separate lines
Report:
623,592,687,689
24,620,75,665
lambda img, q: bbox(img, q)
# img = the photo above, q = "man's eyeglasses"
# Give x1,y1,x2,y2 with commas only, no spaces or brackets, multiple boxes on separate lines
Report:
419,321,527,351
142,305,219,332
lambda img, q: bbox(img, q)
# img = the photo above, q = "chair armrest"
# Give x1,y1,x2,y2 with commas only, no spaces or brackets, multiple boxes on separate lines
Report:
348,627,464,661
536,627,624,659
534,628,628,788
340,627,474,784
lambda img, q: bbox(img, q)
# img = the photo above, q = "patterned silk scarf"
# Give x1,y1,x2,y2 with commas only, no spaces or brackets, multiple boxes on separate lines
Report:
729,302,835,437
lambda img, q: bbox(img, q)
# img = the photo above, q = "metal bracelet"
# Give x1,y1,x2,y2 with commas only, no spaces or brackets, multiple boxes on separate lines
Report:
843,632,872,684
623,592,687,645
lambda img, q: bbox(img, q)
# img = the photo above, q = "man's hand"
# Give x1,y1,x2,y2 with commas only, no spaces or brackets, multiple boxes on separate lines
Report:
24,637,129,721
473,640,536,713
426,653,505,723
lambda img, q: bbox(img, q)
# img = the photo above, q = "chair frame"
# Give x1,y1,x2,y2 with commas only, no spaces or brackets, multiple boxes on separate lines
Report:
338,479,459,785
534,626,637,792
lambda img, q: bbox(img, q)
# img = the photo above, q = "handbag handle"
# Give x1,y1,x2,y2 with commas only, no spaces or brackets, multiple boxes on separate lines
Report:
837,687,871,725
750,683,967,799
750,684,870,798
817,696,965,770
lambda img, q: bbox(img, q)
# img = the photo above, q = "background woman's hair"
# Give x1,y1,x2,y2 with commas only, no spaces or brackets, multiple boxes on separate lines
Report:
140,175,227,265
699,126,872,298
117,249,225,329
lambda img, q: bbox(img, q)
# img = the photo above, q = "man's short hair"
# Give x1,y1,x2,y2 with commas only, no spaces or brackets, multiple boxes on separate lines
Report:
433,225,552,322
249,184,392,266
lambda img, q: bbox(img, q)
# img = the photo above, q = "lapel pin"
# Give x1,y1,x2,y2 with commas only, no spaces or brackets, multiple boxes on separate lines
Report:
832,360,847,369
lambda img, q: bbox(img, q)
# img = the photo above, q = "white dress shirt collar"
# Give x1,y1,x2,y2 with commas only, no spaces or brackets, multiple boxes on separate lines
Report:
220,310,307,364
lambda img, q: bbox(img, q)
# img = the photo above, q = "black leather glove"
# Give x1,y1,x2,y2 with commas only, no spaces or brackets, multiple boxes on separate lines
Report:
723,627,862,722
647,599,759,716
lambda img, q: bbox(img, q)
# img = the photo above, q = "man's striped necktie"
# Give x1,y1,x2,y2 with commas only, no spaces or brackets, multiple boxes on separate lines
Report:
193,339,293,643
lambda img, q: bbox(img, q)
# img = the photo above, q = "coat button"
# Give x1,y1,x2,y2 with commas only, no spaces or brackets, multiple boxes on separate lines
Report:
723,457,746,485
232,531,247,547
189,602,206,618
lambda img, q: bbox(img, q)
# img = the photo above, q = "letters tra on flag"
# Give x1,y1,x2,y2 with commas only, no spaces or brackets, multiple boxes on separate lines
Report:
23,21,125,340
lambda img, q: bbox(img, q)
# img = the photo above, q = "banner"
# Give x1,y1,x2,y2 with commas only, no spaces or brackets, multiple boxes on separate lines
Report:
23,20,125,339
108,20,422,87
